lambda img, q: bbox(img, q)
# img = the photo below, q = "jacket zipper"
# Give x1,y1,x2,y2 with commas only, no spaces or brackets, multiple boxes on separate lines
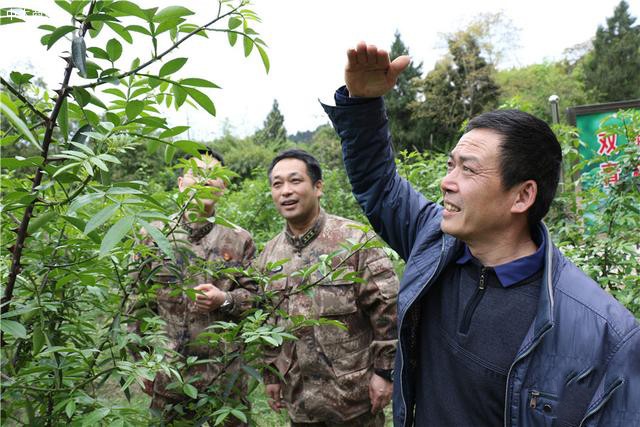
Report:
528,389,557,409
578,378,624,427
459,267,487,334
399,236,446,427
504,225,556,427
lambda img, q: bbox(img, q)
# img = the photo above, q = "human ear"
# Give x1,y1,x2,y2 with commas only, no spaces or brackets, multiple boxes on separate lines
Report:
511,180,537,214
315,180,324,198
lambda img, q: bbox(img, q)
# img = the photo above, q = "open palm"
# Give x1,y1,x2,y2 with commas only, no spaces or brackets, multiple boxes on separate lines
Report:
345,41,411,98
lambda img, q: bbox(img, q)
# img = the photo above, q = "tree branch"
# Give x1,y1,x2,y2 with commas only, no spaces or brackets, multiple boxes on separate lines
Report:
76,6,242,90
0,77,50,123
1,1,97,332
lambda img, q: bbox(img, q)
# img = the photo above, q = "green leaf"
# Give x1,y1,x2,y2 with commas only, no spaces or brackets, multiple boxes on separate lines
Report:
65,400,76,418
184,87,215,116
71,35,87,76
9,71,34,85
182,383,198,399
0,320,27,339
59,99,68,142
172,84,187,107
99,215,134,258
125,100,145,120
87,46,110,60
256,44,270,73
0,101,39,147
227,31,237,47
28,211,57,234
137,219,175,261
153,6,194,23
159,126,189,139
72,87,90,107
103,88,126,98
89,92,108,110
32,326,45,355
228,17,242,30
243,36,253,57
85,204,119,234
179,78,220,88
230,409,247,423
43,25,76,50
164,144,176,164
85,13,119,23
159,57,187,77
126,24,150,35
109,1,147,20
105,21,132,43
106,38,123,62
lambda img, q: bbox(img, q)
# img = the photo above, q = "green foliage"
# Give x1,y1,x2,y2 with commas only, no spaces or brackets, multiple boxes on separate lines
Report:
548,109,640,317
497,62,594,122
1,1,275,424
584,1,640,102
413,24,500,150
384,31,429,152
213,134,277,180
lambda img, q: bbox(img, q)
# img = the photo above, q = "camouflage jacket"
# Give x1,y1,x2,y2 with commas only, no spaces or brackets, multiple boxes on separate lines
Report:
132,217,256,400
256,209,398,423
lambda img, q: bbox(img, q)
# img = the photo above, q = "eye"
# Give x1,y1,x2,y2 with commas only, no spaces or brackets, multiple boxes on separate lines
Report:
463,166,473,173
272,181,282,189
446,160,454,171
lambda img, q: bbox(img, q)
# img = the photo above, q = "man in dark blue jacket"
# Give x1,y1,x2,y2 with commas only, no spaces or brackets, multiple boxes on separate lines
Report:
321,41,640,427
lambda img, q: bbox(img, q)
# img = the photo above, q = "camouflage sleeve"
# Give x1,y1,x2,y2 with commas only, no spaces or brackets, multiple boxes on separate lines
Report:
226,234,258,318
357,236,399,370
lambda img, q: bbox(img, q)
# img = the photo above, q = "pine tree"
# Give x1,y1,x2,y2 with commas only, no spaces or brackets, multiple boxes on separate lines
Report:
384,31,428,152
584,1,640,102
255,99,287,147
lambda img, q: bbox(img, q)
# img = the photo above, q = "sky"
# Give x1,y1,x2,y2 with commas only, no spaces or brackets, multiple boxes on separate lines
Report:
1,0,638,140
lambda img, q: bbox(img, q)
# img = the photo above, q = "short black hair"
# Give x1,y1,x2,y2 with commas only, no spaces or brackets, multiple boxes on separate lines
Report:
185,148,225,166
268,149,322,184
466,110,562,225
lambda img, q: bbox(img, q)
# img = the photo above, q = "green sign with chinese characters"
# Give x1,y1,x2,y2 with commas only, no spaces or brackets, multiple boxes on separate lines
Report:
568,100,640,187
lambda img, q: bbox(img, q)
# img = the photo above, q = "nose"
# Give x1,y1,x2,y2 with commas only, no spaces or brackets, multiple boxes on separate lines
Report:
281,182,293,196
440,169,457,194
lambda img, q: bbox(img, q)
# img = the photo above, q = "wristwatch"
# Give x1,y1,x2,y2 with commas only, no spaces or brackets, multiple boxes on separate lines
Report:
374,368,394,382
219,292,234,313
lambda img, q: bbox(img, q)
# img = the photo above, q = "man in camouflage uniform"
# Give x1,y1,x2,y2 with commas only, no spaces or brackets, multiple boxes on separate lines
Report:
130,150,256,425
257,149,398,426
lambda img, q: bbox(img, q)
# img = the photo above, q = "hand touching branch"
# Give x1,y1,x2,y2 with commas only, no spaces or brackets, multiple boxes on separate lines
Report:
345,41,411,98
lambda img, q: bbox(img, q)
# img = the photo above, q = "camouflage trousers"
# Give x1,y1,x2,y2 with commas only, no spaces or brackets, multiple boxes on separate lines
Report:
289,410,385,427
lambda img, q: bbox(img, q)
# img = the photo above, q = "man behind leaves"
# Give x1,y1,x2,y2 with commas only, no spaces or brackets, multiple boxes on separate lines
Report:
130,150,256,425
257,149,399,427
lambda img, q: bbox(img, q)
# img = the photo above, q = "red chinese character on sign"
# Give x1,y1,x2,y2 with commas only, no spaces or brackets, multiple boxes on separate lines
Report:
636,134,640,145
600,161,620,186
633,165,639,178
597,132,618,155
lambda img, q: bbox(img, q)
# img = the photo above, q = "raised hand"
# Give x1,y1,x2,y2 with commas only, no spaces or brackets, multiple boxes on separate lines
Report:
345,41,411,98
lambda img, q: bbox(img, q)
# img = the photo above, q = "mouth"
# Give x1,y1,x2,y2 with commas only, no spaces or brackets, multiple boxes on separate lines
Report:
443,201,461,213
281,199,298,208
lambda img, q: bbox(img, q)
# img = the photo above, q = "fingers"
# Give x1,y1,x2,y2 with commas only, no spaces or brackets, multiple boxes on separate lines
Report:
347,48,358,67
388,55,411,81
355,40,367,64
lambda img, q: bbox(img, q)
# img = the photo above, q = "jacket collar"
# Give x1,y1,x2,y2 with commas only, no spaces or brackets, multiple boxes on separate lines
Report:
284,209,326,254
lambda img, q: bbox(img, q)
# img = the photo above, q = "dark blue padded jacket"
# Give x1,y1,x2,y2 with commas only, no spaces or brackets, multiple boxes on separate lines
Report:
322,93,640,427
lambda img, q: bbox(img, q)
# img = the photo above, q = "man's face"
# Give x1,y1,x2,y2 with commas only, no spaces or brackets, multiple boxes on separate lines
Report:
177,156,225,219
270,158,323,226
440,128,520,244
